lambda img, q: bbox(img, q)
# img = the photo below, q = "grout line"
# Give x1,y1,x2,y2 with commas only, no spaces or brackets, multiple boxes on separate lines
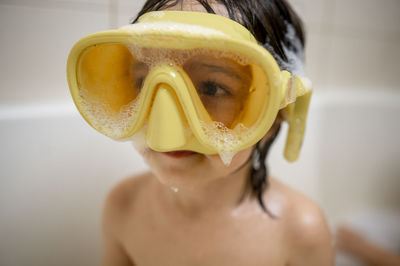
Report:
0,0,108,13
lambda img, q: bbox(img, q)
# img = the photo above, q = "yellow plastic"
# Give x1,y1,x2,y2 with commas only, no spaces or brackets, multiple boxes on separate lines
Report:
67,10,313,161
147,85,187,151
284,91,312,162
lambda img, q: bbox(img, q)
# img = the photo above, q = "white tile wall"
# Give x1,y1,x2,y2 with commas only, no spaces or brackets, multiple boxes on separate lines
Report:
303,31,330,90
290,0,400,91
1,0,398,106
325,34,400,90
0,0,109,13
0,113,148,266
316,92,400,226
0,0,110,6
117,0,147,27
289,0,329,31
0,2,109,104
332,0,400,36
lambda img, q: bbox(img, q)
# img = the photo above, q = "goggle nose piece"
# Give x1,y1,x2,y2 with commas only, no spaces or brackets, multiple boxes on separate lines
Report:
146,84,188,151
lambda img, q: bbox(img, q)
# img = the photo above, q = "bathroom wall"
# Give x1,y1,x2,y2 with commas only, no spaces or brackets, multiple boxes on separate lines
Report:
290,0,400,92
1,0,399,105
1,0,399,265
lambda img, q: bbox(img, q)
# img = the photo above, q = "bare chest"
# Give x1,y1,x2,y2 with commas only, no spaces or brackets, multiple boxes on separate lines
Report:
120,208,288,266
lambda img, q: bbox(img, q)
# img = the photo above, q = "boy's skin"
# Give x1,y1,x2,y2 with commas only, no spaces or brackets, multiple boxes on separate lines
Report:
101,1,334,265
102,172,333,266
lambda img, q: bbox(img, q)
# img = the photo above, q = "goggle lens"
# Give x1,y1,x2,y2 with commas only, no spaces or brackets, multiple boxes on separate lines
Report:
76,43,269,138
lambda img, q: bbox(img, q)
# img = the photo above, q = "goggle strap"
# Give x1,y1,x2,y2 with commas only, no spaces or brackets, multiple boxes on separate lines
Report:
279,72,313,109
283,90,312,162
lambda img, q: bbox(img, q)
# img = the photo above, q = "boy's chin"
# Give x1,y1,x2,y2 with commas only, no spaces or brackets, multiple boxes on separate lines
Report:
145,150,217,188
143,148,251,189
153,168,211,191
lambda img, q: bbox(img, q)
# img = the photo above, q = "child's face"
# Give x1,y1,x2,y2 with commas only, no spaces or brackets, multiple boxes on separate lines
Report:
134,0,256,189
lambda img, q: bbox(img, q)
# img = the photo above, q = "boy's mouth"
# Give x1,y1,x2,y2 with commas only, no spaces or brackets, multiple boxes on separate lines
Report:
162,151,197,158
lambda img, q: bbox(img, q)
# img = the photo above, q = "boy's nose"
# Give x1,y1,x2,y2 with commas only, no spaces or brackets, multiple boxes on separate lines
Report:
146,84,188,151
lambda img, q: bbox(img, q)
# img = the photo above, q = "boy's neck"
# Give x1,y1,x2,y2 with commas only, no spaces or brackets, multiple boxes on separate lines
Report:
159,161,252,217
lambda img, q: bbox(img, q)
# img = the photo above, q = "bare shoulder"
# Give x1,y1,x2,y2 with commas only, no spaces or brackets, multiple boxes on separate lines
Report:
102,172,155,230
268,178,334,265
270,179,330,240
100,172,156,266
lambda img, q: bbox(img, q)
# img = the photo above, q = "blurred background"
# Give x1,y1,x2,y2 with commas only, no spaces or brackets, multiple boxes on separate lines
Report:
0,0,399,265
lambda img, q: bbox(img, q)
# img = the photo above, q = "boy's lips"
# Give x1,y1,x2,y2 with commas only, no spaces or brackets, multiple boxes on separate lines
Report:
162,151,197,158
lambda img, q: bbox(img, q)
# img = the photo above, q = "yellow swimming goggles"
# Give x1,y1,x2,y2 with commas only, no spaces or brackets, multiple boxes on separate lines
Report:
67,11,312,164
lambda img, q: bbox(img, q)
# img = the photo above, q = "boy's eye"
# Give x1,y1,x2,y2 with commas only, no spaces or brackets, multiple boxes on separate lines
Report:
198,81,231,97
135,77,145,91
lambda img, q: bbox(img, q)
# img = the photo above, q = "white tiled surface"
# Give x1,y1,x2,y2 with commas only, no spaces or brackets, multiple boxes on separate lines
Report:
289,0,329,30
0,0,109,13
325,34,400,90
0,2,109,104
0,0,109,7
0,111,148,266
317,92,400,226
289,0,400,91
117,0,147,27
302,31,330,90
332,0,400,35
0,0,399,105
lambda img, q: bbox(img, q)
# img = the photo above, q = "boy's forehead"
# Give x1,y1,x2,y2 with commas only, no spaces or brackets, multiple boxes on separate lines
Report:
161,0,229,18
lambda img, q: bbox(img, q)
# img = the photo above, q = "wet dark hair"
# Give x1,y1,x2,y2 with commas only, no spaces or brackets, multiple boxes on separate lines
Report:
133,0,305,215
